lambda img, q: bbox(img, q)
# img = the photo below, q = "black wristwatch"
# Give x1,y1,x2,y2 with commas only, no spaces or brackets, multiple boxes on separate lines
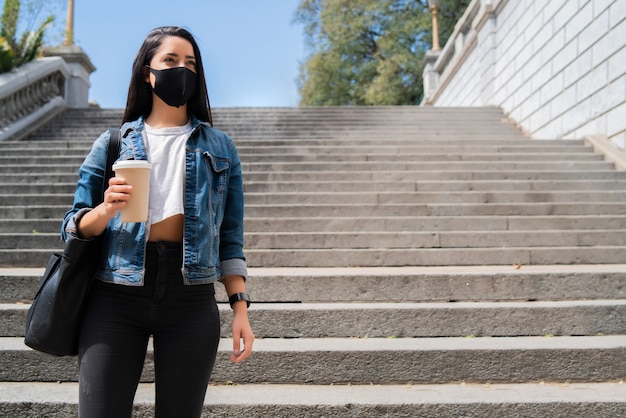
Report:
228,292,251,308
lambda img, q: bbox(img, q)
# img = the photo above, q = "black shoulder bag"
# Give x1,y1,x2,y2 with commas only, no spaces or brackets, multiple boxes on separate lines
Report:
24,128,121,356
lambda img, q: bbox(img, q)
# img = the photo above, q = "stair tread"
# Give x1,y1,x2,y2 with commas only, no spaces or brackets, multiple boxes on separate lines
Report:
1,381,624,405
4,299,626,310
2,335,626,351
2,264,625,277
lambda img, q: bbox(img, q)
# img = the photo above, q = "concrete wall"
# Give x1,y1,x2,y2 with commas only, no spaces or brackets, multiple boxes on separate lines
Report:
425,0,626,147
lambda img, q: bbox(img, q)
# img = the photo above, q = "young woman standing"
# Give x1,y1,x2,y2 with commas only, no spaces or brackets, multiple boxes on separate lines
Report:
62,26,254,417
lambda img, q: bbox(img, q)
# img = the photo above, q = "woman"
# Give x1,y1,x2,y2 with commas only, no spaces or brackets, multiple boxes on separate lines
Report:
61,26,254,417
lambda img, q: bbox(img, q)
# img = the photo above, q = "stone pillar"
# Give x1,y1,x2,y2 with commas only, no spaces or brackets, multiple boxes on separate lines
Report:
44,45,95,108
478,3,497,105
421,50,441,105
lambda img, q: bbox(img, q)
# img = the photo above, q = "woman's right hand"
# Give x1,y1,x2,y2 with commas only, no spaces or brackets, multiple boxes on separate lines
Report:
76,177,132,239
100,177,133,219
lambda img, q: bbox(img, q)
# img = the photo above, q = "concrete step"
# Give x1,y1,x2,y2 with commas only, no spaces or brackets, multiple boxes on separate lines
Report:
241,170,626,181
0,141,592,153
0,156,86,165
234,138,585,146
24,126,523,137
4,190,626,207
242,230,626,249
1,381,624,418
2,245,626,267
27,115,520,127
0,194,73,206
25,130,529,142
24,129,530,139
4,138,587,150
233,144,595,154
5,229,625,250
242,179,626,193
241,161,618,172
243,191,626,204
1,160,618,175
243,246,626,267
0,206,69,220
0,152,606,165
5,214,626,232
243,202,626,217
0,140,96,150
2,202,625,223
3,299,625,338
0,164,80,174
3,170,626,186
3,265,625,303
0,174,80,184
0,160,620,178
0,219,60,232
1,336,624,384
4,179,626,195
0,149,89,157
244,215,626,232
5,214,626,233
231,153,606,162
240,170,626,184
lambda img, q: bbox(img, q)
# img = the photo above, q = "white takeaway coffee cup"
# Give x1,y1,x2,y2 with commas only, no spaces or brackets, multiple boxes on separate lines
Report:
112,160,152,223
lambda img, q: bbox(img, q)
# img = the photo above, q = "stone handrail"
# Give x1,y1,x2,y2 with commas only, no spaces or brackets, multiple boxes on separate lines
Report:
0,57,70,141
422,0,502,104
585,135,626,172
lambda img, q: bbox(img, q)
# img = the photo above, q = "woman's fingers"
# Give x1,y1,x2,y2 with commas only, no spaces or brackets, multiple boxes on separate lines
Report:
106,177,132,203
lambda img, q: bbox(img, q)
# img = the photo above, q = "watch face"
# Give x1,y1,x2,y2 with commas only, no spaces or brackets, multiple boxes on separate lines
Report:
229,292,250,308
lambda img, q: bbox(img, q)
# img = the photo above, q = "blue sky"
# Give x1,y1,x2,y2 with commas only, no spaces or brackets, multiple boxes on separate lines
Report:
62,1,305,108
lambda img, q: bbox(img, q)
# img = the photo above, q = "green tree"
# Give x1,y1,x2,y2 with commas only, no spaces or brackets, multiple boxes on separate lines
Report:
294,0,471,106
0,0,54,73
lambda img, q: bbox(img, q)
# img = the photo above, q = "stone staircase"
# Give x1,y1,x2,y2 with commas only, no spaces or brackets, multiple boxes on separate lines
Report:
0,106,625,416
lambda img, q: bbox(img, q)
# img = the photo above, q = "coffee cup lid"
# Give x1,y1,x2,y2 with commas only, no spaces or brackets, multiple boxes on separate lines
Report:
112,160,152,170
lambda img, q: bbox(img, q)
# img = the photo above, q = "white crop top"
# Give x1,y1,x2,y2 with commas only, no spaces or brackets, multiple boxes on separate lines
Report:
143,122,192,225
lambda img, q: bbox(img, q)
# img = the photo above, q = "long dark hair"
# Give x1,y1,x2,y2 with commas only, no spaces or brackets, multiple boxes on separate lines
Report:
122,26,212,126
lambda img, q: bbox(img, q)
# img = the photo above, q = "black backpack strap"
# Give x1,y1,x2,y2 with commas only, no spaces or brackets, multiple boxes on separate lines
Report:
101,128,121,202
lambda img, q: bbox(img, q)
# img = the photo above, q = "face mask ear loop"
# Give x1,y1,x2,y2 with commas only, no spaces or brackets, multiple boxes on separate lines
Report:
144,65,155,91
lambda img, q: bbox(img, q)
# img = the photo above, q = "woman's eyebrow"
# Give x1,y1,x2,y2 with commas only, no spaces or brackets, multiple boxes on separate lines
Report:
162,52,196,60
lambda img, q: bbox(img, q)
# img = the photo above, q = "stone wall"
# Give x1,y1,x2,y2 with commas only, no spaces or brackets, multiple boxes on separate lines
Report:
424,0,626,147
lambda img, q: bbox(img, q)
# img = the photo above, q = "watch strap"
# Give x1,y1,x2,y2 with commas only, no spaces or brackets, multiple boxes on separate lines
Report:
228,292,250,308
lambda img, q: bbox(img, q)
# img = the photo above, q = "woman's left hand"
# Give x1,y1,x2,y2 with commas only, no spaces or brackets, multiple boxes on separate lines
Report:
230,306,254,363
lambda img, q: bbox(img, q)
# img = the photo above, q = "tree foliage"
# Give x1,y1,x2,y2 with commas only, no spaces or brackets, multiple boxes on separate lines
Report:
294,0,471,106
0,0,54,73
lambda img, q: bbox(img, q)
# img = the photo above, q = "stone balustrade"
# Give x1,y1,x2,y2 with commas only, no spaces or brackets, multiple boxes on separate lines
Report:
0,45,95,142
1,64,65,126
0,57,69,141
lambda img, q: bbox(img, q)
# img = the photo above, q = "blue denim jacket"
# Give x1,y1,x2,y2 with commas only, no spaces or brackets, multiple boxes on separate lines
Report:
61,116,247,286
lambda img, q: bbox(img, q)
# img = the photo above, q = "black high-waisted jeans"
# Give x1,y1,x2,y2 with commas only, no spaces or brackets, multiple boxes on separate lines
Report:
78,241,221,418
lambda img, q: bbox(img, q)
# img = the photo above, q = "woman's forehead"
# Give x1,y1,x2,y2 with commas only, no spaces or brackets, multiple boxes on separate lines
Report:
154,36,195,56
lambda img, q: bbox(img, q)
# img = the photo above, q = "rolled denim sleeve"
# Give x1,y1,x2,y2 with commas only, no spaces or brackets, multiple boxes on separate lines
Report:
220,258,248,281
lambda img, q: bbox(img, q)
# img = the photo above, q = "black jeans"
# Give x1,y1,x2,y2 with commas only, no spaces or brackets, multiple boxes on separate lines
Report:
78,242,221,418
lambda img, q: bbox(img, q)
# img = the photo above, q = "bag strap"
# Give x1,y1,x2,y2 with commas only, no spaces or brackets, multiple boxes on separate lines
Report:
101,128,121,201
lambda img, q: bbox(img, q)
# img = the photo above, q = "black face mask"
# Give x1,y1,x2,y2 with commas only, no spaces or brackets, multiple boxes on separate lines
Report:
146,66,197,108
